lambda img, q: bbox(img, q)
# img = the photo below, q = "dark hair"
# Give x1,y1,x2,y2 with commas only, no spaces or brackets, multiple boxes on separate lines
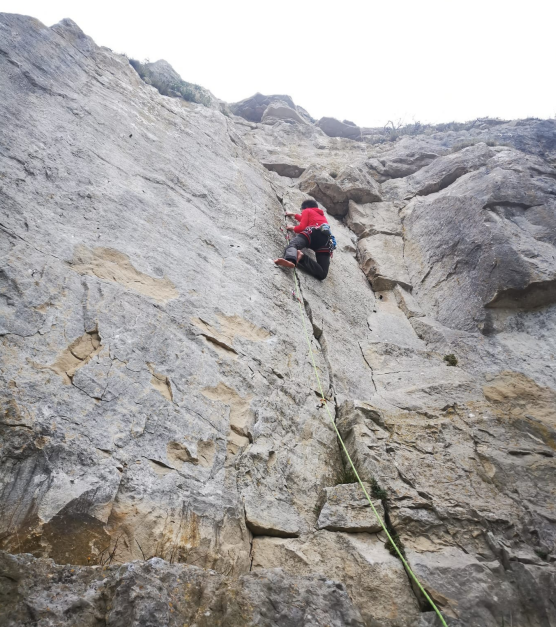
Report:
301,199,319,209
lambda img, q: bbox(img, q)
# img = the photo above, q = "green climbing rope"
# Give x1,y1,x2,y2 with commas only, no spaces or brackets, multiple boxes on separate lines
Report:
292,268,448,627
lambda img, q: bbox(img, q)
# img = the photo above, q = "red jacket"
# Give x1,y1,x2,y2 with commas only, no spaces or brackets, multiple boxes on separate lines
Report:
293,207,328,233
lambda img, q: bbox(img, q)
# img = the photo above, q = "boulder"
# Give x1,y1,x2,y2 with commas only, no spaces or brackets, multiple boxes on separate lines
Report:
298,164,382,216
262,162,306,178
317,483,385,533
261,100,307,125
318,116,362,140
244,495,303,537
231,92,312,122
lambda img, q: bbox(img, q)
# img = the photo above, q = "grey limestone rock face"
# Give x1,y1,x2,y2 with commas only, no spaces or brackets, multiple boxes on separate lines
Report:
382,142,496,201
402,147,556,333
1,11,556,627
366,149,440,183
0,552,366,627
0,13,336,581
252,532,420,627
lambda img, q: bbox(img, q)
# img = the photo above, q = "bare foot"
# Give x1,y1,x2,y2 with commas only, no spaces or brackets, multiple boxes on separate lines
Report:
297,251,304,263
274,258,295,268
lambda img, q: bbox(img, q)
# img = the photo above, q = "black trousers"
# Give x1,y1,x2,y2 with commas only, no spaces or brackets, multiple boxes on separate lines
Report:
283,232,331,281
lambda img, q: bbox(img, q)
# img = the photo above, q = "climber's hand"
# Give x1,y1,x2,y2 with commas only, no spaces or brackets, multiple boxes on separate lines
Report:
286,225,296,231
285,212,296,217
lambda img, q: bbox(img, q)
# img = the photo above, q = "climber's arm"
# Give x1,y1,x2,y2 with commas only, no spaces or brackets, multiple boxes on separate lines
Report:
293,211,310,233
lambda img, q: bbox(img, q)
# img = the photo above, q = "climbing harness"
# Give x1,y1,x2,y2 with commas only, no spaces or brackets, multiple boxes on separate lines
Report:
291,268,448,627
298,225,337,257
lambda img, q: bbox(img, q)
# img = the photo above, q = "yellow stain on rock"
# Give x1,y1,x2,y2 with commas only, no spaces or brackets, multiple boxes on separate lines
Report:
484,371,556,428
147,363,173,401
71,245,178,303
48,329,102,384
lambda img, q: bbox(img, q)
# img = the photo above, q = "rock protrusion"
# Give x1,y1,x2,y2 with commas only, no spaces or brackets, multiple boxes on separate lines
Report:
346,200,402,238
318,117,362,140
261,101,307,125
317,483,384,533
358,234,412,291
244,497,302,537
231,92,312,123
262,162,306,178
366,148,440,182
298,164,382,216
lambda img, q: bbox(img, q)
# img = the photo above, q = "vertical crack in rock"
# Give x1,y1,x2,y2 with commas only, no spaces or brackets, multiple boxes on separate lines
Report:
358,340,378,394
245,502,256,573
301,293,336,403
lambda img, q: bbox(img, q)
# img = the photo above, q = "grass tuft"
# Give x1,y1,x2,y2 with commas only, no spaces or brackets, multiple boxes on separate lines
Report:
385,529,407,559
534,548,549,561
371,477,388,500
338,463,358,485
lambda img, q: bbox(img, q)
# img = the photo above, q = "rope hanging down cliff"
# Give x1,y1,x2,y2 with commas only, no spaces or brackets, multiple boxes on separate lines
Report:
291,267,449,627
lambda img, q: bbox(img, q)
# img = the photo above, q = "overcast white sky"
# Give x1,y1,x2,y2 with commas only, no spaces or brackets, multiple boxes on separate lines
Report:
4,0,555,127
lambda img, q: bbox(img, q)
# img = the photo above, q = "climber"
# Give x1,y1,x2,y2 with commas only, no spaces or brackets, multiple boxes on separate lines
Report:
274,200,335,281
